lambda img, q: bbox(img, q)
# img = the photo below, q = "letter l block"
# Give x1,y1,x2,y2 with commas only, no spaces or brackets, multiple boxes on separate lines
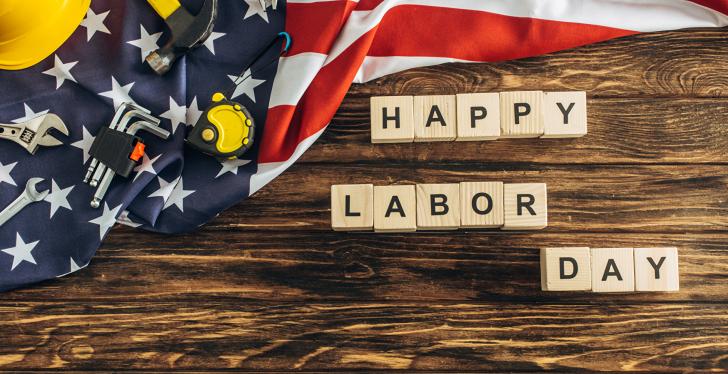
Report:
331,184,373,231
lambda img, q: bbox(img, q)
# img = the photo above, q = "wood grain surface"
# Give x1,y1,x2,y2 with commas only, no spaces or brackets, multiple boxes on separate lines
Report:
1,28,727,372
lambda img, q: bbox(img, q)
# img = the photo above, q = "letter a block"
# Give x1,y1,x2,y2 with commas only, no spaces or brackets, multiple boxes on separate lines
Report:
416,183,460,230
540,247,592,291
542,91,587,138
591,248,635,293
331,184,373,231
414,95,457,142
502,183,547,230
459,181,503,228
634,247,679,292
370,96,414,143
499,91,544,138
374,185,417,232
455,93,500,141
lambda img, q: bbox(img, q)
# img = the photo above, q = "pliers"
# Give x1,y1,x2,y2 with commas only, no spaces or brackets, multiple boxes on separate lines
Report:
0,114,69,154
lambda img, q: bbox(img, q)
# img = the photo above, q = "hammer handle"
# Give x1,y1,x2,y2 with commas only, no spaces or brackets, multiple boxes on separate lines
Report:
147,0,181,19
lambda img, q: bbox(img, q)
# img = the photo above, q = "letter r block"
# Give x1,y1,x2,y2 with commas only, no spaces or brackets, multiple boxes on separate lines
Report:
541,247,592,291
634,247,679,292
502,183,547,230
499,91,544,138
331,184,373,231
416,183,460,230
591,248,635,293
373,185,417,232
370,96,414,143
459,181,503,228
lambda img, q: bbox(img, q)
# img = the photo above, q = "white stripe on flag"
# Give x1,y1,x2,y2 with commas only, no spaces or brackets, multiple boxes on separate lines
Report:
269,53,328,108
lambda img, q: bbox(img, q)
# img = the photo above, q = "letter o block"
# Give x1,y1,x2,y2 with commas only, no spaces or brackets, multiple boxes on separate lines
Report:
540,247,592,291
459,182,503,228
416,183,460,230
502,183,547,230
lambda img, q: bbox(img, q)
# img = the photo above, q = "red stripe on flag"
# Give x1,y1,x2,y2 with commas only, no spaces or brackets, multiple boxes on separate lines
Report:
367,5,637,61
257,29,378,164
688,0,728,15
285,1,358,55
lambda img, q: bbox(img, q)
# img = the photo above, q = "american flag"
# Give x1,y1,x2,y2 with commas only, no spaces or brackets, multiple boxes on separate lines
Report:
0,0,726,292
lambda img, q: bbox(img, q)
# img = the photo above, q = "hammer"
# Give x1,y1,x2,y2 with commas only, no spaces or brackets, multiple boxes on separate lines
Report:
145,0,218,75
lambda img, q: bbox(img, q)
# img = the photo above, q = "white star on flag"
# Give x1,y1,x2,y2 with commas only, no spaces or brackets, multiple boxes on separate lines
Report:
57,257,88,278
215,159,251,178
244,0,270,23
152,177,195,212
42,55,78,89
1,233,39,271
117,210,142,228
44,179,74,218
202,32,226,54
12,103,49,123
186,96,203,126
160,97,187,133
228,69,265,102
71,125,96,164
133,153,161,182
0,161,17,186
148,176,177,202
127,24,162,62
80,8,111,41
99,76,135,109
88,203,123,240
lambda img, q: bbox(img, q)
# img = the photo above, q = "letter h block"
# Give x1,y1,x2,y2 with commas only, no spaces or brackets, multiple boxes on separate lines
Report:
541,247,592,291
416,183,460,230
331,184,374,231
370,96,415,143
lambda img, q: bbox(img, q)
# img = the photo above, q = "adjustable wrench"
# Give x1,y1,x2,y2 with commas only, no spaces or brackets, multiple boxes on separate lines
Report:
0,114,69,154
0,178,49,226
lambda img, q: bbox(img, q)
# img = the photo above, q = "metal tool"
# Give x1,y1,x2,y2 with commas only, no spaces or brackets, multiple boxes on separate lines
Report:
84,103,170,208
144,0,218,75
186,32,291,160
0,178,48,226
0,114,69,154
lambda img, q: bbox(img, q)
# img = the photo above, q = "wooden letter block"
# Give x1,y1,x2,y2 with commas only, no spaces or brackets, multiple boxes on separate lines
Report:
331,184,373,231
591,248,635,293
459,181,503,228
499,91,544,138
416,183,460,230
634,247,679,292
370,96,414,143
540,247,592,291
502,183,547,230
414,95,457,142
455,93,500,141
542,91,587,138
374,185,416,232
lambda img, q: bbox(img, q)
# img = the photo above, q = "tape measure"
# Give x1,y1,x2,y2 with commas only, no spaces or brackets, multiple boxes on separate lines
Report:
185,32,291,159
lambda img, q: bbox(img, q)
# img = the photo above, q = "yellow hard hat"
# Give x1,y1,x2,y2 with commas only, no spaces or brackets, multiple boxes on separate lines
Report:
0,0,91,70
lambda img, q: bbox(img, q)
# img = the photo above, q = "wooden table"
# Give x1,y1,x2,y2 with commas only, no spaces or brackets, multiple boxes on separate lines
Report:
2,29,727,372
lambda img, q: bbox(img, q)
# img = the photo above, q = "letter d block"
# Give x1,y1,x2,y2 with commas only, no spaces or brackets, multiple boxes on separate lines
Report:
591,248,635,293
370,96,414,143
540,247,592,291
331,184,373,231
502,183,547,230
634,247,679,292
416,183,460,230
499,91,544,138
374,185,416,232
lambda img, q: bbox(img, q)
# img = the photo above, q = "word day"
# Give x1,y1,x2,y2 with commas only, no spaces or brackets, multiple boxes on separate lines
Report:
331,182,547,232
370,91,587,143
541,247,679,293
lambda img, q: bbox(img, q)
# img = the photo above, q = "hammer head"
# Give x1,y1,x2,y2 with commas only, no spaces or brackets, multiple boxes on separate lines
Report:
146,0,218,75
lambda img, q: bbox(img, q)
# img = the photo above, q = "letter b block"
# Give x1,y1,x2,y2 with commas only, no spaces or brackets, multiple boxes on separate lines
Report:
416,183,460,230
370,96,414,143
541,247,592,291
591,248,635,293
331,184,374,231
502,183,547,230
374,185,417,232
634,247,679,292
500,91,544,138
